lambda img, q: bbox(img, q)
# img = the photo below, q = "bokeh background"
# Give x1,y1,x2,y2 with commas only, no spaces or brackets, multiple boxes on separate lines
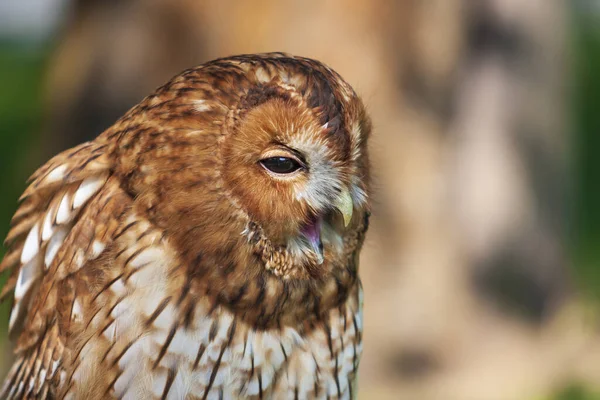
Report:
0,1,599,399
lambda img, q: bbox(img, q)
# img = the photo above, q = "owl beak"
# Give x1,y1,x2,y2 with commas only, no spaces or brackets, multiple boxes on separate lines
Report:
335,188,354,227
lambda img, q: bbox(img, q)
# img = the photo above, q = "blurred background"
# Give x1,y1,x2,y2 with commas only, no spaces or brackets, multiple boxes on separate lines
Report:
0,0,598,399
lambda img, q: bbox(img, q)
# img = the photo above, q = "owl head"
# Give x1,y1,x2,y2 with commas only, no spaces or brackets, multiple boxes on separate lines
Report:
222,75,370,266
111,53,370,323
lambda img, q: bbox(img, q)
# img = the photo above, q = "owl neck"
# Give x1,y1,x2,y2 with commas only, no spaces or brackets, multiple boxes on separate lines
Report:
198,217,367,329
173,220,364,330
137,191,367,330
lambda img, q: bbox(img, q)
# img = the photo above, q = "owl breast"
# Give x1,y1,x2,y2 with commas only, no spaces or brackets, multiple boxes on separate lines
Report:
65,207,363,400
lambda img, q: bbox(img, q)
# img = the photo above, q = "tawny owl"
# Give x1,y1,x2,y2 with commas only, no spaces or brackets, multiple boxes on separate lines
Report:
0,53,371,399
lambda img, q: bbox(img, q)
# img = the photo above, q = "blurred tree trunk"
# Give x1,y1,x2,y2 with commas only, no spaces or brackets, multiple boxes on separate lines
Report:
37,0,574,398
450,0,570,320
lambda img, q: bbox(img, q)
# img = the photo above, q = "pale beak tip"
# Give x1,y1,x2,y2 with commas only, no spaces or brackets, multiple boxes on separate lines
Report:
343,212,352,227
336,189,354,227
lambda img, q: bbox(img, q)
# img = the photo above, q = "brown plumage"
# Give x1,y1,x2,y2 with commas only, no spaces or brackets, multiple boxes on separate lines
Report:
0,53,371,399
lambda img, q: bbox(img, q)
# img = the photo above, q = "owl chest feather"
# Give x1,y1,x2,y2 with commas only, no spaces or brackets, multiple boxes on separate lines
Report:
63,213,363,400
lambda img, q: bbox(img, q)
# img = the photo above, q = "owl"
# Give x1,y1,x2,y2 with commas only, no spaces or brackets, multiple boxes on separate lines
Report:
0,53,371,399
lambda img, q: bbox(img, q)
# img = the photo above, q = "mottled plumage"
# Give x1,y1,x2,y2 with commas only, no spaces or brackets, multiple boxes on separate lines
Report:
0,53,371,399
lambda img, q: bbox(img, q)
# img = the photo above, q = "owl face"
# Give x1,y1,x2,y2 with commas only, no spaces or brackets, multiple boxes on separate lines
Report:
222,96,367,266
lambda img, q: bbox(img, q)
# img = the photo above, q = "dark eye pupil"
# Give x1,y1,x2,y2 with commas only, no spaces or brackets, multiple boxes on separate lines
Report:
260,157,302,174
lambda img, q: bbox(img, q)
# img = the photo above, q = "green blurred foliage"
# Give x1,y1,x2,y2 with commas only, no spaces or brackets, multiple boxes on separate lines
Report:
546,384,600,400
573,7,600,301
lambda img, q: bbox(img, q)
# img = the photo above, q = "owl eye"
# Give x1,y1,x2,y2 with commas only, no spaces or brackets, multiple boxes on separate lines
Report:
260,157,303,174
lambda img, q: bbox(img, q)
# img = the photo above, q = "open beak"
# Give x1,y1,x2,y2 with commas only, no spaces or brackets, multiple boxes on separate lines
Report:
335,187,354,227
301,217,324,264
300,187,354,265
